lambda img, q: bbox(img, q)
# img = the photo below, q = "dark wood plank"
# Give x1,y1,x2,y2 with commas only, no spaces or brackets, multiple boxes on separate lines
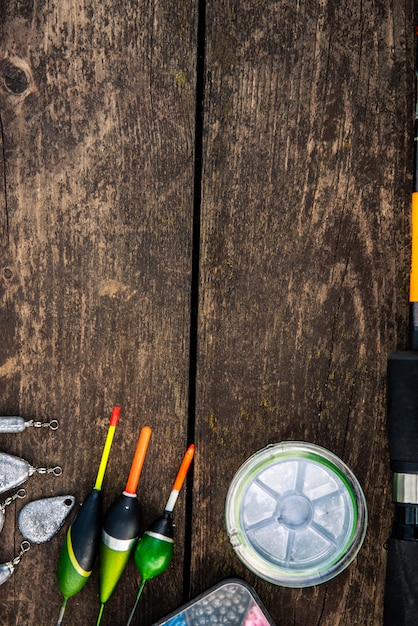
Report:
193,1,413,624
0,2,196,624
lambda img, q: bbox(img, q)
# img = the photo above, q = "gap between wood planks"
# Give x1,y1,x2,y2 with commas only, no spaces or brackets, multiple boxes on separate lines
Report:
184,0,207,603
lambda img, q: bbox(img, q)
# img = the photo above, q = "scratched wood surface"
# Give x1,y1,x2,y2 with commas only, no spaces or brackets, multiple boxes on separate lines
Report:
0,1,414,625
0,1,197,625
192,1,413,626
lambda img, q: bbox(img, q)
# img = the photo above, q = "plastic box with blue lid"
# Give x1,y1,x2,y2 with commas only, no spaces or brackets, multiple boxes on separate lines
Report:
153,578,275,625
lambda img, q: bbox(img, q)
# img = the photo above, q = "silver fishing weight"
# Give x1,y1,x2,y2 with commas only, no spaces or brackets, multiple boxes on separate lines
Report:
18,495,75,543
0,496,74,585
0,416,59,433
0,541,30,585
0,488,26,533
0,452,62,495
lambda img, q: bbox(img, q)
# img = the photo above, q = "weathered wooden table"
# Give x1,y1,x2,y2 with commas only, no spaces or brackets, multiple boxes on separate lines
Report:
0,1,413,624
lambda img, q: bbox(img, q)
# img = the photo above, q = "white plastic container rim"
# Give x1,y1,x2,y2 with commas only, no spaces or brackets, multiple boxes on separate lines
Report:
225,441,368,588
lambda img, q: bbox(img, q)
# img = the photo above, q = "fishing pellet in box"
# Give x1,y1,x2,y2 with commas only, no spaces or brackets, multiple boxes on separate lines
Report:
153,579,274,625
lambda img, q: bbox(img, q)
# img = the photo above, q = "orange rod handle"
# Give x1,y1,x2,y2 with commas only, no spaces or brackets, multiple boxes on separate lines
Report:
410,192,418,302
125,426,152,495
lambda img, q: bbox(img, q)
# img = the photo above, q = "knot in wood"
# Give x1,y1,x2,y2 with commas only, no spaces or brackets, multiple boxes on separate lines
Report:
1,61,29,94
3,268,13,280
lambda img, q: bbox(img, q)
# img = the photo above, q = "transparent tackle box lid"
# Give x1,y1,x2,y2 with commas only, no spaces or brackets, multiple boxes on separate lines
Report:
225,442,367,588
153,578,275,625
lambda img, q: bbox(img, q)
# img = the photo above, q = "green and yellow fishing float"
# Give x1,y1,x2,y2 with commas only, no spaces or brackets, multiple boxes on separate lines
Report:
56,406,120,626
126,444,195,626
97,425,152,625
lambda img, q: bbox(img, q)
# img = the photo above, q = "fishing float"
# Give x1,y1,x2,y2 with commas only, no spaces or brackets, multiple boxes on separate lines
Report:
56,406,120,626
126,443,195,626
97,424,152,625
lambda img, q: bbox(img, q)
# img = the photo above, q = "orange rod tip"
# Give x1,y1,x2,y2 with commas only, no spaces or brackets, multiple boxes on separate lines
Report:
185,444,195,460
172,444,195,492
125,426,152,494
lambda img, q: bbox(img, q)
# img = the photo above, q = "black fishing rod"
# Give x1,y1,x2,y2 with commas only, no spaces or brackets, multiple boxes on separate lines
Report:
383,19,418,626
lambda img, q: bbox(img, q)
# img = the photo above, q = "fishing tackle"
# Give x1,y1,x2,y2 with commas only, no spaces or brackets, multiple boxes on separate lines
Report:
0,488,26,533
56,406,120,626
0,541,30,585
18,495,75,543
97,425,152,626
0,495,73,587
0,452,62,495
126,444,195,626
0,415,59,433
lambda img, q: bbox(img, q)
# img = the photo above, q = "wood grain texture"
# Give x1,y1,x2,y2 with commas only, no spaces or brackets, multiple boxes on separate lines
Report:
0,1,415,625
192,1,413,625
0,1,196,625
